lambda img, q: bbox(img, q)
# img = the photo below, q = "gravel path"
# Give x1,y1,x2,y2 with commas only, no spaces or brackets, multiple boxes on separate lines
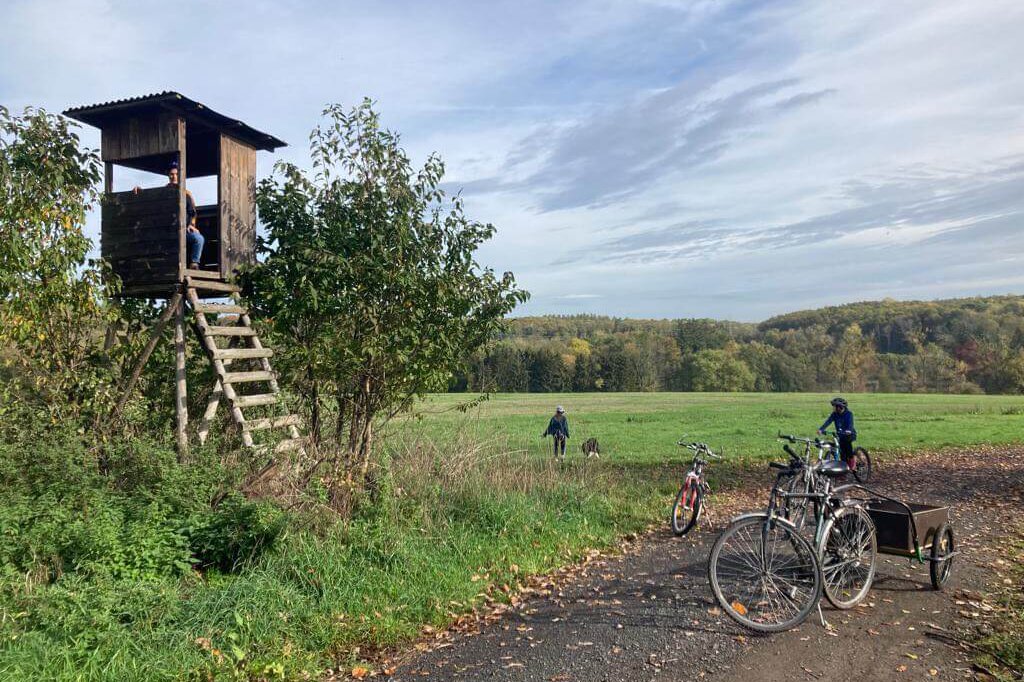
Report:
385,448,1024,681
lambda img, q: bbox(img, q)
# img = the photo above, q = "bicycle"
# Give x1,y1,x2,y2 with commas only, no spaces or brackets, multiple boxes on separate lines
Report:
707,456,878,632
670,441,720,536
776,433,824,531
817,430,872,483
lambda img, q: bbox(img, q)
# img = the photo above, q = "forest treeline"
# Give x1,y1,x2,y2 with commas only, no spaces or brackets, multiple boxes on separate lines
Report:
451,296,1024,394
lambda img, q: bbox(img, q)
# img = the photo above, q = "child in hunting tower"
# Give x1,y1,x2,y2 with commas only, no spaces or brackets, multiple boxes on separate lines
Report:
542,406,570,460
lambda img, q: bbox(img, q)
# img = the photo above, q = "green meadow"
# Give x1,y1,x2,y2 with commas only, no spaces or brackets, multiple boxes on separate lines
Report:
405,392,1024,465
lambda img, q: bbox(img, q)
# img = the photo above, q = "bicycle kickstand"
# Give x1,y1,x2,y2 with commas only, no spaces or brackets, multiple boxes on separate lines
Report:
817,602,830,630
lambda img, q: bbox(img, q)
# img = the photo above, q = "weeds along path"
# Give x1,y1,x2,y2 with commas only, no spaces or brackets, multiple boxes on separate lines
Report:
382,447,1024,682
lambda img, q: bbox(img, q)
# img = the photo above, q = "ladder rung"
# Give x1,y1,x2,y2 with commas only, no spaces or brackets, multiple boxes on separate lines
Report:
275,438,305,453
245,414,301,431
233,393,279,408
194,303,247,315
188,279,240,293
184,268,221,280
212,348,273,360
223,370,275,384
254,438,305,456
207,326,257,337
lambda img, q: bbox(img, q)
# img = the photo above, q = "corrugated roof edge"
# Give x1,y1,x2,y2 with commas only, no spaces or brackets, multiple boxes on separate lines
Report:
63,91,286,151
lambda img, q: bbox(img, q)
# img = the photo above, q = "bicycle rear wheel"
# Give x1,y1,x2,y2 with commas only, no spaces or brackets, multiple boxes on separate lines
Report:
820,505,877,609
852,447,872,483
708,515,822,633
671,480,702,536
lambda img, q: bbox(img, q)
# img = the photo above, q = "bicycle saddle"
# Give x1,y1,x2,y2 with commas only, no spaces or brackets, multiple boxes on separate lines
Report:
818,460,850,477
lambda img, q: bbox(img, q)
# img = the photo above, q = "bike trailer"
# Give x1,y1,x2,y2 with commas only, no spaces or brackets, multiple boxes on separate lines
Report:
866,500,949,557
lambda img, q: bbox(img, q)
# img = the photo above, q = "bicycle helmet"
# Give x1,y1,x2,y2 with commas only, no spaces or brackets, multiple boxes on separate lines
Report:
830,397,848,408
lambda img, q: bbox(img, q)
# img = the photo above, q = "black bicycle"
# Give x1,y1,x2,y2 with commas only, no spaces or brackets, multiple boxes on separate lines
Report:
708,456,878,632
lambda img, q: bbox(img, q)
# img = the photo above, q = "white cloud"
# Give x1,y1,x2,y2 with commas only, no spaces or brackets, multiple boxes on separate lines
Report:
1,0,1021,320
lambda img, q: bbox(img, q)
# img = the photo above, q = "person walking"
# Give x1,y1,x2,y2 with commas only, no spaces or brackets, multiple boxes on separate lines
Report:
543,405,570,460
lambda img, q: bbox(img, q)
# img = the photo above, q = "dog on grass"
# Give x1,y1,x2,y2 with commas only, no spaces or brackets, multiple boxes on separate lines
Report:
580,437,601,458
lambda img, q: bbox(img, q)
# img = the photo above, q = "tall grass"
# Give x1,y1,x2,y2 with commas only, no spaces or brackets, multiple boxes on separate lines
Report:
0,426,655,681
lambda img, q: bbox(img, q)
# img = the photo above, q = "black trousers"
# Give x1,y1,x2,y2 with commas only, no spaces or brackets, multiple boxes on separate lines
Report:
552,434,566,456
839,435,855,463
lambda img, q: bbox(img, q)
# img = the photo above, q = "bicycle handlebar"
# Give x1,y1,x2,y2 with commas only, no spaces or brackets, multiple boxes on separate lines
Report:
677,441,721,458
778,432,816,444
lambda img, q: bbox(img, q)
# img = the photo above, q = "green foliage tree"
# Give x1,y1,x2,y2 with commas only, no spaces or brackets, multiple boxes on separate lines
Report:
686,346,756,392
0,106,117,425
827,323,875,392
241,100,527,485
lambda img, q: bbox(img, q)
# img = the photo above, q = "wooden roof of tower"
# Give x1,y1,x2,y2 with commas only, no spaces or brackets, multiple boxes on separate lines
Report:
65,91,286,151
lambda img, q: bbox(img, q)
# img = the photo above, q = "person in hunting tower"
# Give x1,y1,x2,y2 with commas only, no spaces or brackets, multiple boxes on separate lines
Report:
133,160,204,269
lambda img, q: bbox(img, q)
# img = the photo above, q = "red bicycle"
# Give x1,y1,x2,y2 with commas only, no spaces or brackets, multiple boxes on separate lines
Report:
670,441,720,536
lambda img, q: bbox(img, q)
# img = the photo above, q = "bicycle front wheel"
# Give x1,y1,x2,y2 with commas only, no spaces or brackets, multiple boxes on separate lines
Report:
820,505,877,609
671,480,702,536
708,515,822,633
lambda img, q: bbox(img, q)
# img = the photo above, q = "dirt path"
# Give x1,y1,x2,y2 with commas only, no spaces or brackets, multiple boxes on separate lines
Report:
386,448,1024,682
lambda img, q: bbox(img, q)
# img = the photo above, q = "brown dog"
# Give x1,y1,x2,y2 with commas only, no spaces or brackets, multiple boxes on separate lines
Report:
580,437,600,458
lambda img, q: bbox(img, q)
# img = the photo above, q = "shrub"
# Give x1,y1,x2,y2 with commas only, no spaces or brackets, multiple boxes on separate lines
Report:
187,494,287,572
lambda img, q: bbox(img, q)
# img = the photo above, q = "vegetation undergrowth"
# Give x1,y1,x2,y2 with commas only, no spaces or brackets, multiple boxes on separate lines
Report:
0,424,662,681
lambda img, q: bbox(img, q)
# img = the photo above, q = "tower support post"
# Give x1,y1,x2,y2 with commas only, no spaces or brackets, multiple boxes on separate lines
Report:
175,296,189,460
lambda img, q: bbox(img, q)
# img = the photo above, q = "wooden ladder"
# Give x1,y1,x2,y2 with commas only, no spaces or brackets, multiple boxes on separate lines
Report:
184,278,304,455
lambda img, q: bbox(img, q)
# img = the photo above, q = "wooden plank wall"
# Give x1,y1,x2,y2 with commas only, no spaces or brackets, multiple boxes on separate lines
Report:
219,135,257,277
101,112,181,162
102,186,181,289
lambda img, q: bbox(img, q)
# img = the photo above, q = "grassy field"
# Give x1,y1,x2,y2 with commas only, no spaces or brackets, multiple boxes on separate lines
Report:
405,392,1024,465
2,392,1022,681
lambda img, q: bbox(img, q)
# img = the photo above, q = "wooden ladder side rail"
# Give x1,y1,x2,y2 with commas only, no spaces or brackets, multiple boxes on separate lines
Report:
185,284,253,447
239,309,303,442
196,336,240,446
109,290,183,423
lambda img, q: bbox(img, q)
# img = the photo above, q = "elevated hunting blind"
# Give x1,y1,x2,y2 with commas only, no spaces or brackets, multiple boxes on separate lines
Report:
65,91,286,294
64,92,303,458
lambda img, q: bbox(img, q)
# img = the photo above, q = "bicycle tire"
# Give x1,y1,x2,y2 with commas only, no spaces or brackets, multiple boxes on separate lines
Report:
671,480,702,536
930,524,955,590
708,514,822,633
852,447,872,483
820,505,877,609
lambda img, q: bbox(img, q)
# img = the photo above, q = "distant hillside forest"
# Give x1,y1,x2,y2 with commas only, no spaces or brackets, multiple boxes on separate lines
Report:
449,296,1024,394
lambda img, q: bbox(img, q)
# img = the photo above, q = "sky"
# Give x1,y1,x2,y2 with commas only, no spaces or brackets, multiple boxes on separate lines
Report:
2,0,1023,321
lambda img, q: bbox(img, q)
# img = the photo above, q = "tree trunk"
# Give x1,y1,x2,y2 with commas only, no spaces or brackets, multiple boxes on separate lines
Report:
334,390,348,444
308,378,322,445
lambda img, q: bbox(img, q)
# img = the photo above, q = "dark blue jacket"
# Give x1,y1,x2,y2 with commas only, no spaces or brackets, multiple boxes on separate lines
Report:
545,415,570,438
821,409,856,439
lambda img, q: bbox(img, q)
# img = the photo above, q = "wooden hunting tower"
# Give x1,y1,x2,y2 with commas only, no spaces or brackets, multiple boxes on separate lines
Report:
65,91,286,295
64,93,303,458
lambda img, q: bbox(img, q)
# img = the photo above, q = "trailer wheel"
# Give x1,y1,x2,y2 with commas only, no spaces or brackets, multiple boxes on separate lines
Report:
929,523,955,590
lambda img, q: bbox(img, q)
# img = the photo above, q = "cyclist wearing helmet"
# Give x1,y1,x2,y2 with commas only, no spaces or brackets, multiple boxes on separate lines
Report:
542,406,570,459
819,397,857,469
